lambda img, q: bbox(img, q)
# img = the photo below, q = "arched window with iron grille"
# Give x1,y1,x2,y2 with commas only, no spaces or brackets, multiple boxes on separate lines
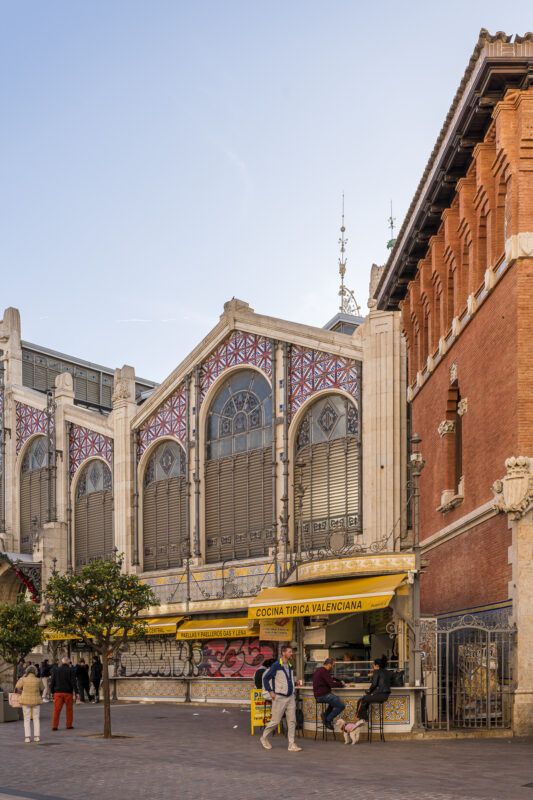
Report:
294,394,361,551
20,436,50,554
205,369,273,563
142,440,188,571
74,460,113,571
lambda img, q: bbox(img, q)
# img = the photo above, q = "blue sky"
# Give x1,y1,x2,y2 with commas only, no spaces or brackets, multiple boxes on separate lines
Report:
2,1,532,382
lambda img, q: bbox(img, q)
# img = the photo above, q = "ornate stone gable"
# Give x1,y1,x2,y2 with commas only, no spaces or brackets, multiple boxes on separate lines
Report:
137,384,187,460
16,402,52,454
289,346,360,419
199,331,272,402
69,423,113,480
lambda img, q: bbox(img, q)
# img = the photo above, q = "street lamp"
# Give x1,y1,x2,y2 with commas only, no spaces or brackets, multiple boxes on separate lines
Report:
410,433,425,730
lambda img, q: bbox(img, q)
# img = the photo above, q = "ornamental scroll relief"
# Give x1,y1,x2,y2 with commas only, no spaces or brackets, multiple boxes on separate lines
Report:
438,420,455,437
492,456,533,520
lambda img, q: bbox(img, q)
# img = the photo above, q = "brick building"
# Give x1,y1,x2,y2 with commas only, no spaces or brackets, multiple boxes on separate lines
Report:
375,30,533,733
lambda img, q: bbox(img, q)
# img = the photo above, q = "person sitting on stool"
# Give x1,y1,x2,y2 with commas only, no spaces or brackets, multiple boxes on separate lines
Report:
354,655,391,729
312,657,346,730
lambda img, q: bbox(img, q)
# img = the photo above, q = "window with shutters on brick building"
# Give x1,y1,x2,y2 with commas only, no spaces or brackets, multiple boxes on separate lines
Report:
20,436,52,554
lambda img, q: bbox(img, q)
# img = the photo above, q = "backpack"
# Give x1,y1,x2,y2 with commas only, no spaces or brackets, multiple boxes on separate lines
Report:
254,666,266,690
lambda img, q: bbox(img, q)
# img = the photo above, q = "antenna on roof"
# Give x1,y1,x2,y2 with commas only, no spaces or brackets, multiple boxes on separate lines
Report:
387,200,396,250
338,194,361,316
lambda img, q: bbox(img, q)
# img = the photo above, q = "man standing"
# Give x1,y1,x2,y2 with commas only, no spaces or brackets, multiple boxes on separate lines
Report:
50,656,76,730
260,645,302,752
312,657,345,730
75,659,90,702
90,656,102,703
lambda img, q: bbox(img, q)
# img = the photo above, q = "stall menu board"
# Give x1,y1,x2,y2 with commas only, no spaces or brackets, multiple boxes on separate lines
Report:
259,618,293,641
250,688,276,735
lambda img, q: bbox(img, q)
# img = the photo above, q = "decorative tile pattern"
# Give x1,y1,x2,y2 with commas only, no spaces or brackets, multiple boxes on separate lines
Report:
137,384,187,459
69,423,113,480
116,679,186,699
16,402,52,454
302,695,409,725
289,347,360,419
190,680,250,701
200,332,272,402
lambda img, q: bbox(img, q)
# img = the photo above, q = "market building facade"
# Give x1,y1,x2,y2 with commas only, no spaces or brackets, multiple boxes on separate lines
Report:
0,292,419,732
375,30,533,734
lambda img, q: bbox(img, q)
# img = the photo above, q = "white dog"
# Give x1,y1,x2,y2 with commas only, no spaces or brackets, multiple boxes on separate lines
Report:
334,717,361,744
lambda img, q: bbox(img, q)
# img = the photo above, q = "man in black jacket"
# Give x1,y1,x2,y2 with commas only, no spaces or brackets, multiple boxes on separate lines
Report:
354,656,391,728
50,657,77,730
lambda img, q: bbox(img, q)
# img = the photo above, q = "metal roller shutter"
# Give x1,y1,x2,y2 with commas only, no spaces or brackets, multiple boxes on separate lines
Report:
20,468,48,555
143,477,187,571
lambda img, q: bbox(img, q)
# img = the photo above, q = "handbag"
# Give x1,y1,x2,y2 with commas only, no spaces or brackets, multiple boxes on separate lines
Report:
8,692,21,708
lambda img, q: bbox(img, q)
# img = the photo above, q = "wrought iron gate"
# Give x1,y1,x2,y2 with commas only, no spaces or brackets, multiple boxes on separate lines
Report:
422,615,515,731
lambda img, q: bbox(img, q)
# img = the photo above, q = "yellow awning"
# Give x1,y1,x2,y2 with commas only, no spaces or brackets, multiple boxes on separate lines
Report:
176,617,258,640
140,616,184,635
43,630,80,641
248,573,407,620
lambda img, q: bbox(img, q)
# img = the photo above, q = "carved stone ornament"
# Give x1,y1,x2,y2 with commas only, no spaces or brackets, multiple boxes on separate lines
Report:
505,232,533,263
492,456,533,520
438,419,455,437
457,398,468,417
449,360,458,385
112,379,131,403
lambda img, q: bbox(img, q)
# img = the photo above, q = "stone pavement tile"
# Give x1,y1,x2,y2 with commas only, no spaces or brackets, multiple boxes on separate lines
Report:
0,703,532,800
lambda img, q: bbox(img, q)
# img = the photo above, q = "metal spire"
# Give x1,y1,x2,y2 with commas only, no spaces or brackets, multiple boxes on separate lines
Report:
387,200,396,249
338,194,361,316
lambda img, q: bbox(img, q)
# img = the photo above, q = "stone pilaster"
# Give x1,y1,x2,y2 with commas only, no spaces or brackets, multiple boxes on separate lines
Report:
492,456,533,734
111,366,137,569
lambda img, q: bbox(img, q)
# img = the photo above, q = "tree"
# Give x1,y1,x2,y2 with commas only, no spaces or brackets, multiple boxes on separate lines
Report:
45,554,156,739
0,599,43,687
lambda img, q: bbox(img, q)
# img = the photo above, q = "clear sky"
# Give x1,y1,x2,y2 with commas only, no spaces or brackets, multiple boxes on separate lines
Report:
2,1,532,382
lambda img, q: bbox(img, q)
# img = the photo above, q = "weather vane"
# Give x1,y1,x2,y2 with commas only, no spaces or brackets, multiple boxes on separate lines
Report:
338,194,361,316
387,200,396,250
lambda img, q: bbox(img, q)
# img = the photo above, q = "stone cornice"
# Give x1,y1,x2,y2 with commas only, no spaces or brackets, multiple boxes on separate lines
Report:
421,500,498,553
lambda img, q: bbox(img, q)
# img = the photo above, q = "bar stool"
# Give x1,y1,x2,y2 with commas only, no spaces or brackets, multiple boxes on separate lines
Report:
315,700,329,741
367,700,385,742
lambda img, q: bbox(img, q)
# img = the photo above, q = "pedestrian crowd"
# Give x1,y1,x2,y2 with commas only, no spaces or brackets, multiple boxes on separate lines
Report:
13,655,103,743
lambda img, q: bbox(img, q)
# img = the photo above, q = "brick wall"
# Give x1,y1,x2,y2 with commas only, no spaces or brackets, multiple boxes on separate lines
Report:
420,513,511,615
412,264,518,541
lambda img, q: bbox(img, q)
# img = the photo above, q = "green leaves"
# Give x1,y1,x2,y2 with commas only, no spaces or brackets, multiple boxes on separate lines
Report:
0,599,43,668
46,553,156,654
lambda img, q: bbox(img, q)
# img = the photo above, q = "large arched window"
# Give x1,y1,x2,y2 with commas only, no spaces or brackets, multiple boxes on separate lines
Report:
295,394,361,551
20,436,50,554
143,440,188,571
74,460,113,571
205,369,273,563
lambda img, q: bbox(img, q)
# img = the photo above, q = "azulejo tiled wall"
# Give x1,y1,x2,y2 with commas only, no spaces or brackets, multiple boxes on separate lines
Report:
116,679,187,700
69,423,113,479
302,695,409,726
16,402,52,454
190,680,250,702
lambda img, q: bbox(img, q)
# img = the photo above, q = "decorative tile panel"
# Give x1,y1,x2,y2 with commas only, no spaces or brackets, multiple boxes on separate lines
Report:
16,403,52,454
190,680,250,701
69,423,113,480
302,695,409,725
200,332,272,402
116,679,186,699
289,347,360,419
137,384,187,459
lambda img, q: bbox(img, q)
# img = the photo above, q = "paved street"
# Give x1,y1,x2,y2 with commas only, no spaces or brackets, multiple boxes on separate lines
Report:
0,702,531,800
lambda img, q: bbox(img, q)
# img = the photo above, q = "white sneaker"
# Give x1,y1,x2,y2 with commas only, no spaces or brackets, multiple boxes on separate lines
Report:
34,737,40,743
25,737,30,743
260,736,272,750
288,743,302,752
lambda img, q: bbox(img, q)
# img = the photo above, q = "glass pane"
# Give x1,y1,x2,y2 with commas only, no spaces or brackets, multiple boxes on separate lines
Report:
228,371,252,393
207,442,217,460
248,429,262,451
219,437,232,457
234,434,246,453
208,415,219,440
210,385,230,414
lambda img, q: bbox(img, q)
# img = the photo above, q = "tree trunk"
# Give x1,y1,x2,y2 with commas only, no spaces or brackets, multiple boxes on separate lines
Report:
102,652,112,739
12,662,17,691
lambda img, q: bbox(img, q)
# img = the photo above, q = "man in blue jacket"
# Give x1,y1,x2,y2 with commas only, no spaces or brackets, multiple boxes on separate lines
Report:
260,645,302,752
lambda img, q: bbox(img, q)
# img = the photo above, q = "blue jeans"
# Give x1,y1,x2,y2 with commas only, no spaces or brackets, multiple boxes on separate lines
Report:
317,692,345,724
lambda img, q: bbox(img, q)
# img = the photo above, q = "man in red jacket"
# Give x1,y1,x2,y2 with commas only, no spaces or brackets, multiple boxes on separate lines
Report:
312,658,345,730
